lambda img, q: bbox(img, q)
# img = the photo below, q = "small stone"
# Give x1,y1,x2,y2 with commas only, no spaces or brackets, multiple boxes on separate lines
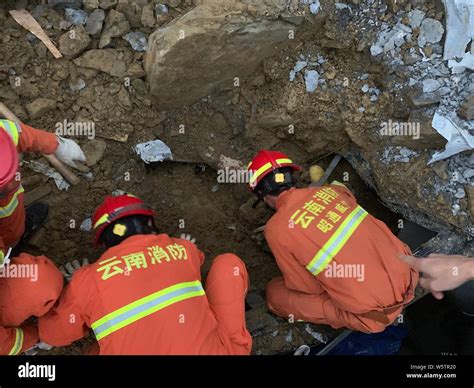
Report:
83,139,106,167
99,9,130,48
123,31,148,52
408,9,425,29
65,8,88,25
310,0,321,14
69,78,86,91
80,218,92,231
423,48,433,60
458,94,474,120
418,18,444,46
155,4,169,16
85,8,105,36
305,70,319,93
467,186,474,217
409,91,441,107
59,25,91,58
423,79,441,93
163,0,181,7
361,84,369,93
455,188,466,199
26,98,57,119
462,169,474,180
141,4,156,27
83,0,99,11
98,0,117,10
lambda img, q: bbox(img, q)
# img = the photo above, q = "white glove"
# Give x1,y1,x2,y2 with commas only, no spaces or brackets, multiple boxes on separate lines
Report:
180,233,196,244
54,136,86,169
59,258,89,281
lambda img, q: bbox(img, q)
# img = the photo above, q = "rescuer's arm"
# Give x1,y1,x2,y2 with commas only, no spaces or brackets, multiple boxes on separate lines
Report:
18,123,59,155
38,268,90,346
0,324,39,355
19,123,86,168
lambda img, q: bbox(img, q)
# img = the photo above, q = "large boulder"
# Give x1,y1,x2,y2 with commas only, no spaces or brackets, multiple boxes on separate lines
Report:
144,0,302,109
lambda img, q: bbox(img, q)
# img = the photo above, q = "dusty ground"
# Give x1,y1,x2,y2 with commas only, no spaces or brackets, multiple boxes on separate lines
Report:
0,0,467,355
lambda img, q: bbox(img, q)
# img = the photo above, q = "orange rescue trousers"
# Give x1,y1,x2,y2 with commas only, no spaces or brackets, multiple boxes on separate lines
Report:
0,254,63,355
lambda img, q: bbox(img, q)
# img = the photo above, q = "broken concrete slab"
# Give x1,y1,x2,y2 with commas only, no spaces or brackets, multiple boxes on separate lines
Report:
99,9,130,48
144,1,301,109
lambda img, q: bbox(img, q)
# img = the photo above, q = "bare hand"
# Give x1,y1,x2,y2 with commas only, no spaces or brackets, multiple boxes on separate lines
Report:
400,254,474,300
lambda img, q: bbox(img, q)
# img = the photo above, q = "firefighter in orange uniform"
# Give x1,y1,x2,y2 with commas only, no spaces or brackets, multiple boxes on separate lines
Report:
247,150,418,333
0,119,83,355
39,194,252,355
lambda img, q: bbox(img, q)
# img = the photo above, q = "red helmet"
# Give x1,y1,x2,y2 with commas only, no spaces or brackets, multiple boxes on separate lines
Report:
92,194,155,246
0,130,19,189
247,150,301,190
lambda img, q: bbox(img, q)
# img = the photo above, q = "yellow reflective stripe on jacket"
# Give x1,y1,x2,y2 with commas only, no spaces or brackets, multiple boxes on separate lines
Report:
91,280,205,341
0,120,21,146
306,206,368,276
0,186,24,219
8,328,24,355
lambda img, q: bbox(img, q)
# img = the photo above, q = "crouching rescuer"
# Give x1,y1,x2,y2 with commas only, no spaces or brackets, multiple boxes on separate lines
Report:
39,194,252,355
247,150,419,333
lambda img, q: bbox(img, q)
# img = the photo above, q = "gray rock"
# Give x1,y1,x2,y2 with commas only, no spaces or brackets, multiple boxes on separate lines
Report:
59,25,91,58
423,79,441,93
145,2,298,108
26,98,57,119
83,139,107,167
155,4,169,16
83,0,99,11
99,9,130,48
418,18,444,46
458,94,474,120
408,9,425,29
48,0,82,9
123,31,148,52
463,169,474,180
163,0,181,7
455,187,466,199
305,70,319,93
69,78,86,91
85,8,105,36
98,0,117,10
65,8,88,25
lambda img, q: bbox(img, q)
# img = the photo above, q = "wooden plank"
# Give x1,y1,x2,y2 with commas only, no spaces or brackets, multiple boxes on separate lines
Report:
9,9,62,59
